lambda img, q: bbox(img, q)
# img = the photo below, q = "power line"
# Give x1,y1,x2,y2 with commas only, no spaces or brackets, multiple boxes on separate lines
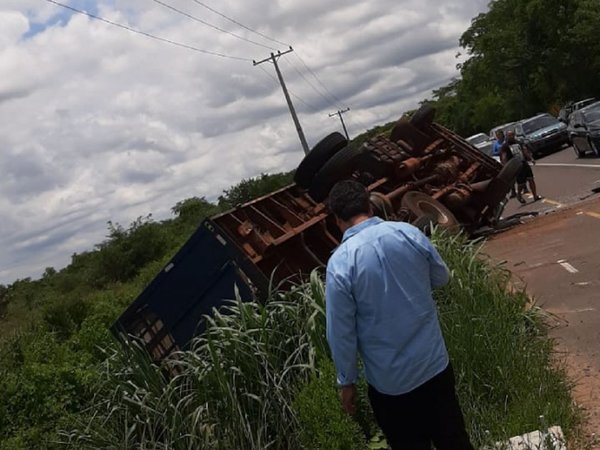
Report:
188,0,291,48
257,65,319,113
149,0,276,51
294,52,344,106
44,0,252,61
284,58,337,110
345,114,371,135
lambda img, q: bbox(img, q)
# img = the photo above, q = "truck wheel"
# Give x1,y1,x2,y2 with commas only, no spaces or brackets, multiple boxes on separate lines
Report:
308,145,366,203
294,132,348,188
401,191,459,232
410,104,436,130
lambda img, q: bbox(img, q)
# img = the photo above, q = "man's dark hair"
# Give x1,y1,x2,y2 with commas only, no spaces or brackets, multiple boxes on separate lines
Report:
328,180,371,221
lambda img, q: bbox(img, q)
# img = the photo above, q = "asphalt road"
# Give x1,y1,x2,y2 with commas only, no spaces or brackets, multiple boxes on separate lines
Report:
484,145,600,446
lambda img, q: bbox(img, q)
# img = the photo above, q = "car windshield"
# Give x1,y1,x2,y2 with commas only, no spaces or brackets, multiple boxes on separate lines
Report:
522,116,557,134
467,135,488,145
575,98,596,110
584,108,600,123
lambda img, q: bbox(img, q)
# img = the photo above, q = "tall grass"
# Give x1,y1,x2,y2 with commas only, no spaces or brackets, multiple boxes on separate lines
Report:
432,233,580,446
62,273,334,449
61,233,580,449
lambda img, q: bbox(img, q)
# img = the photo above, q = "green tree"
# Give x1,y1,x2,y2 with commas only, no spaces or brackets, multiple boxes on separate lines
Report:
218,172,293,209
424,0,600,136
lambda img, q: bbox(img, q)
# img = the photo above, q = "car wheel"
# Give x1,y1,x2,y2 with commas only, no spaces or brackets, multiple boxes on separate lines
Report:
294,132,348,189
308,145,366,203
572,141,585,158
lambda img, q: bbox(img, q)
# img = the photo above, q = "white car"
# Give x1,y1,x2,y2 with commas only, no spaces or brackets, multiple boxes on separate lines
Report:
466,133,496,160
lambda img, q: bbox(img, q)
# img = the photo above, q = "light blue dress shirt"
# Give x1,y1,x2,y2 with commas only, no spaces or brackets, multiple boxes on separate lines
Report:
325,217,450,395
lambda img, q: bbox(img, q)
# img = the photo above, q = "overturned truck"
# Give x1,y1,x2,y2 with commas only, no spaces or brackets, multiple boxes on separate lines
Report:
113,106,521,361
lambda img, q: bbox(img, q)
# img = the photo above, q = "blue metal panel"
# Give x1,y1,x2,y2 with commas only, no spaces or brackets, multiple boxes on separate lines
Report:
114,220,258,351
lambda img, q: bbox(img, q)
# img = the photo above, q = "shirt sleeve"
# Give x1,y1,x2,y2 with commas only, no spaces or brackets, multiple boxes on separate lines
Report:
427,241,450,288
410,229,450,288
325,267,358,386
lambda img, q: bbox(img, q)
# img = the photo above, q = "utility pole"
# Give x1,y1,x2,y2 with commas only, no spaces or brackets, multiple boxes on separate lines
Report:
329,107,351,140
254,47,310,155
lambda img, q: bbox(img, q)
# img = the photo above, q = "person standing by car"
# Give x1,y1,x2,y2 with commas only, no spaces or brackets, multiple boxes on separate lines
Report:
492,129,505,158
500,131,542,204
493,130,519,197
325,180,474,450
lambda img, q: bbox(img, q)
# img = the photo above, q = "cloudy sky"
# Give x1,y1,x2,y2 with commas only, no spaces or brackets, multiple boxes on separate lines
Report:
0,0,489,284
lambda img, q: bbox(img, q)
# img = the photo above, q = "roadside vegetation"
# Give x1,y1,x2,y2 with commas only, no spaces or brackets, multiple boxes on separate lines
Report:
2,0,597,447
0,173,293,449
424,0,600,137
0,218,581,448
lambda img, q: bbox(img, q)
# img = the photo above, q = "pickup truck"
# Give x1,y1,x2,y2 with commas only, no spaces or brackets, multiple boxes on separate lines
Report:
113,106,521,361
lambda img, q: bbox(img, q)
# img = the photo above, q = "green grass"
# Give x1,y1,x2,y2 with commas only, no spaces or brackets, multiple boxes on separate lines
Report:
433,233,581,447
57,232,580,449
0,231,580,448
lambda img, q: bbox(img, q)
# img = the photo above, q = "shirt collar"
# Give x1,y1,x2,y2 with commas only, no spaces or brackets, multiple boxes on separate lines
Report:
342,216,383,243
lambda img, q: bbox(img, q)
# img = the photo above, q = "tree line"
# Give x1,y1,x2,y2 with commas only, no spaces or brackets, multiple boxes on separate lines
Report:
425,0,600,137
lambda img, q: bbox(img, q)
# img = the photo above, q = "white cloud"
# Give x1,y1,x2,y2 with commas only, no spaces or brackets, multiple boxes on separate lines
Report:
0,0,489,283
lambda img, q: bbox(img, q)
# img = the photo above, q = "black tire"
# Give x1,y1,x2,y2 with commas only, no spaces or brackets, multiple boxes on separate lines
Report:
401,191,459,231
308,145,366,203
572,140,585,158
410,104,436,129
294,132,348,188
479,157,523,209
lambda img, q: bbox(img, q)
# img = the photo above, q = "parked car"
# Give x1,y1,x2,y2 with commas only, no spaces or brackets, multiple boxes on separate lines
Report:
559,98,597,123
466,132,494,157
489,122,517,140
568,101,600,158
514,113,569,158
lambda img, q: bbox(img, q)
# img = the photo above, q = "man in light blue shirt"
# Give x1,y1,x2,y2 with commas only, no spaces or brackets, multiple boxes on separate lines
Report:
326,180,473,450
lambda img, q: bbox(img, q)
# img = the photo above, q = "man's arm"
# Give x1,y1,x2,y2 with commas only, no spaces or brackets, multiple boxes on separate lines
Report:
410,230,450,288
429,245,450,288
325,269,359,390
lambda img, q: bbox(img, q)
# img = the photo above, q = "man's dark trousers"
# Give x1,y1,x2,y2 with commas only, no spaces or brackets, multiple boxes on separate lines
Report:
367,363,474,450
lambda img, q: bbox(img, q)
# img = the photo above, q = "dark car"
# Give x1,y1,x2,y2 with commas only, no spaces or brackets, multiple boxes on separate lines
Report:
559,98,597,123
568,102,600,158
514,113,569,158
